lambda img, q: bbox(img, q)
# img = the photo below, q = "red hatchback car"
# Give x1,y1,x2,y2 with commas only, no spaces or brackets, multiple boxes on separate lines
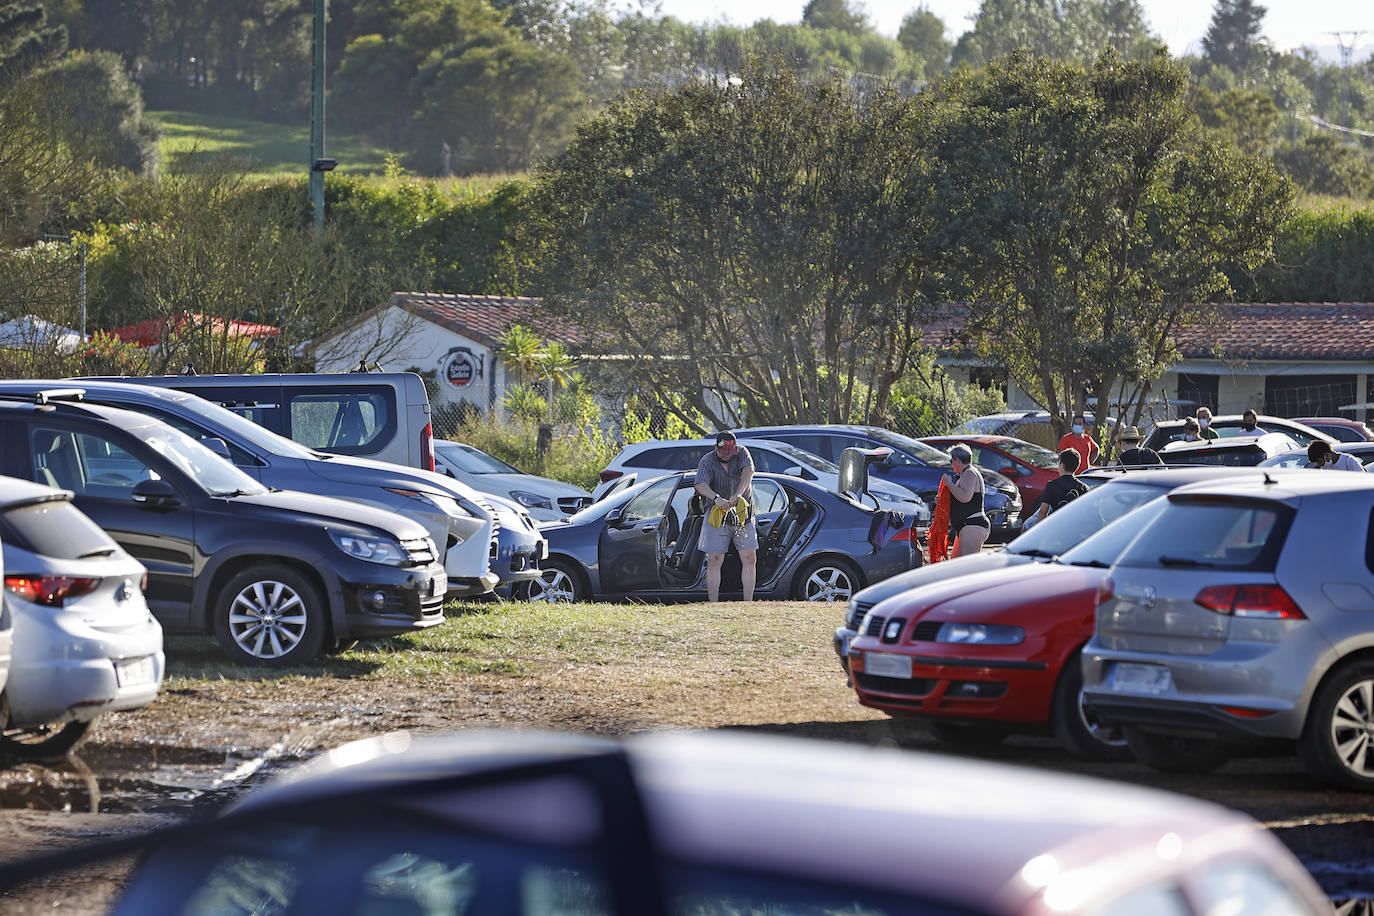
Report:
849,497,1168,761
923,434,1060,508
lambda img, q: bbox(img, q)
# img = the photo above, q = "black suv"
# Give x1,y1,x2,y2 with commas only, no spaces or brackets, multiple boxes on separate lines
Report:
0,391,448,666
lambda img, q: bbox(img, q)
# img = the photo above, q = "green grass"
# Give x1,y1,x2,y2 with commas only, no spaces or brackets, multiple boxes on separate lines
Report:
148,109,400,180
162,597,830,684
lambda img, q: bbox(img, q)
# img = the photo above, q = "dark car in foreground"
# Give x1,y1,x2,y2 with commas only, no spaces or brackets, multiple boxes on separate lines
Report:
0,729,1329,915
1082,472,1374,790
0,392,447,665
531,462,918,603
734,424,1022,541
1159,433,1300,467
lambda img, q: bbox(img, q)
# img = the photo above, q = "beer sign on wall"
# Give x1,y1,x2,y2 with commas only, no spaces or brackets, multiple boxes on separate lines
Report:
442,346,483,390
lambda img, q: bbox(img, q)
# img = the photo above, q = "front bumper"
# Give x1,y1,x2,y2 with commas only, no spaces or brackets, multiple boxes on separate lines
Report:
491,524,545,586
339,561,448,639
6,605,164,726
849,643,1055,726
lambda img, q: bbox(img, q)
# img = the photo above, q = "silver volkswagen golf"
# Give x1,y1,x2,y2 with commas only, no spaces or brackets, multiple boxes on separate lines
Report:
1081,470,1374,789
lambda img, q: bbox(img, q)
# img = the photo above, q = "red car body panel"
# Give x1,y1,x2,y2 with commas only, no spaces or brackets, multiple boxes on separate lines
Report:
851,563,1106,727
923,434,1059,508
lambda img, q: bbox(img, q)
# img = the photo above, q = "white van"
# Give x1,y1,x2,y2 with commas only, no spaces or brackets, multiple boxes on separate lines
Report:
82,371,435,470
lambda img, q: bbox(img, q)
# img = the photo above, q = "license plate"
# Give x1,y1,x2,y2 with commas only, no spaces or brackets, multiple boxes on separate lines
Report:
864,652,913,679
115,655,156,688
1110,662,1173,695
430,575,448,597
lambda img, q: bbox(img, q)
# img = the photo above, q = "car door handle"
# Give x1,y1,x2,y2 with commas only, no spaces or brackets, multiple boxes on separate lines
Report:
640,524,656,532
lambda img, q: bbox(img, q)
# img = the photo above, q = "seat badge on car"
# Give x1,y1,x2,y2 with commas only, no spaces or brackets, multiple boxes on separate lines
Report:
1142,586,1156,609
116,579,134,603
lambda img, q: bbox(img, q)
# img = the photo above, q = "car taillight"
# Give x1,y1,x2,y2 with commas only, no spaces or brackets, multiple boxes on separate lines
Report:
890,527,916,541
420,421,435,472
4,575,102,607
1194,584,1304,619
1095,576,1114,607
599,469,623,484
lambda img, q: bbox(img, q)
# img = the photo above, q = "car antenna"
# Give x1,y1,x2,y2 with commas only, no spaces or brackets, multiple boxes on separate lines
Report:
1263,471,1277,485
180,362,197,376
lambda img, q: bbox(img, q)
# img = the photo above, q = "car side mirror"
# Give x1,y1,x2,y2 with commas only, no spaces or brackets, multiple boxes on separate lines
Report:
200,437,231,460
605,507,624,526
997,465,1021,478
132,478,181,510
784,465,803,477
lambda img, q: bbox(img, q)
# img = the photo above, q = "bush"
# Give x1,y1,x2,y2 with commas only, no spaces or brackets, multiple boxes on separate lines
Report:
449,413,620,492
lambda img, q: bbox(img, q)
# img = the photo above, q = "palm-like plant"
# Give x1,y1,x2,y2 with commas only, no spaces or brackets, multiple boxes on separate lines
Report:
496,324,544,387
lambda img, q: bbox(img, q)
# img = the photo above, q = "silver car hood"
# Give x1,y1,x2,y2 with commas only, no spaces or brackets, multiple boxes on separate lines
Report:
305,454,494,520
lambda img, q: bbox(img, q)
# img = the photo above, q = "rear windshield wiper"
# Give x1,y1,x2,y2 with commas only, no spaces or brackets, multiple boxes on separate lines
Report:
78,547,117,558
1068,559,1111,568
1014,548,1059,558
1158,555,1215,568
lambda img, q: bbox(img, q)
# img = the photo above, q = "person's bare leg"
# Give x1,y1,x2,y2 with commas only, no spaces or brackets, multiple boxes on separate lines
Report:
739,548,757,601
957,526,988,557
706,553,724,601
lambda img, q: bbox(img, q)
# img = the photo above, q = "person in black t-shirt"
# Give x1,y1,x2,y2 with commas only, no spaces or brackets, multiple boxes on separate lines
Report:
1031,449,1090,524
1116,426,1163,467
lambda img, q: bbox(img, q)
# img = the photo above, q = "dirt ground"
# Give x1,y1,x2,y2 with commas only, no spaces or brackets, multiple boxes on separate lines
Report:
1,599,1372,909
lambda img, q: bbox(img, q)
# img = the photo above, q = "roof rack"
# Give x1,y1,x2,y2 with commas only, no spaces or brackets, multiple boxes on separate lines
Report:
26,388,85,405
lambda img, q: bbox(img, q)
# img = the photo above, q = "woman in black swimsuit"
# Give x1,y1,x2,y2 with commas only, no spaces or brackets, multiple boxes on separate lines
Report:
946,444,990,557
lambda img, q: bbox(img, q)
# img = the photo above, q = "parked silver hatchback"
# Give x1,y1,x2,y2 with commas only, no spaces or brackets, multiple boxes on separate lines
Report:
1081,470,1374,789
0,477,163,759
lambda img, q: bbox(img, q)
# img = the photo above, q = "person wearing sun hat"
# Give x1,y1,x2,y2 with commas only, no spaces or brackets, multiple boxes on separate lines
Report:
694,431,758,601
1117,425,1162,467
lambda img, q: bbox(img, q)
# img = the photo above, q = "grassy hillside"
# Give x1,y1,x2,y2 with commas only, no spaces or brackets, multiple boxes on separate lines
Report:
148,110,399,180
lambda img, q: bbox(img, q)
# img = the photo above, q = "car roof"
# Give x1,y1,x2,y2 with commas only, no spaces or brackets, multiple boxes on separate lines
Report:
1163,468,1374,504
1161,432,1297,453
1085,466,1263,486
0,391,167,428
615,437,819,459
229,729,1269,911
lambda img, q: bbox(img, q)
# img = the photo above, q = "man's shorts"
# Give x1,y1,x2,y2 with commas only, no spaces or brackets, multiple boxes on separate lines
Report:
698,515,759,554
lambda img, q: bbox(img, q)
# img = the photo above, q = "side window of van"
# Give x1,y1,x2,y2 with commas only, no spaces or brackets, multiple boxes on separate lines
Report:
285,386,397,456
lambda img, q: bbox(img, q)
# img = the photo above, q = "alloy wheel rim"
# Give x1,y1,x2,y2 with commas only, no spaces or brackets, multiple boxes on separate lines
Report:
532,569,575,603
805,567,853,602
1330,678,1374,777
229,580,308,659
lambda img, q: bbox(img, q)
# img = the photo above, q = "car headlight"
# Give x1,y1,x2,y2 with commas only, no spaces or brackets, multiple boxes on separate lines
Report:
330,531,407,566
934,623,1024,645
510,489,554,510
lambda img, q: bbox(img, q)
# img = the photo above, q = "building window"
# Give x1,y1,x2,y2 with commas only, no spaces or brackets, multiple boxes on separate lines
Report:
1264,374,1356,419
1176,373,1219,414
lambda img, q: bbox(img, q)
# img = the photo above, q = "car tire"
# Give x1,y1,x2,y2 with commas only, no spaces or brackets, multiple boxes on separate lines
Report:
1299,660,1374,791
928,721,1009,747
0,715,98,760
523,560,583,603
1124,727,1230,774
214,564,327,667
793,558,860,602
1051,654,1132,762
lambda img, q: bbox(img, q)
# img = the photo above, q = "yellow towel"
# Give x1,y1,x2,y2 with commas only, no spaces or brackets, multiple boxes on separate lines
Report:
707,496,751,529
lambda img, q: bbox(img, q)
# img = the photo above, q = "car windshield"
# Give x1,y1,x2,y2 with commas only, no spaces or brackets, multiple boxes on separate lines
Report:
165,390,318,460
437,442,520,474
1007,481,1163,557
135,422,268,497
1057,497,1167,568
765,442,839,474
864,428,953,468
996,439,1059,470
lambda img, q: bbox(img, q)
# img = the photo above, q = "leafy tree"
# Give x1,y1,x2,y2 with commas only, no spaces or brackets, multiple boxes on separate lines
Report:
527,60,940,430
953,0,1158,68
801,0,867,36
27,50,159,173
897,7,950,73
924,50,1293,439
0,1,66,78
1272,133,1374,200
1201,0,1267,74
1192,85,1279,156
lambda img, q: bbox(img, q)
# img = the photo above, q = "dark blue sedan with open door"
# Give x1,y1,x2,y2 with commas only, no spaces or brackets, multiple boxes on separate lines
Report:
527,451,920,603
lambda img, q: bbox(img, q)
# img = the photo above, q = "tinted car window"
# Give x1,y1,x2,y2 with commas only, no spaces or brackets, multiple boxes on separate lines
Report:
636,447,708,471
1116,497,1293,572
997,440,1059,470
0,499,115,560
28,426,156,498
285,386,397,456
751,479,787,514
1008,482,1163,557
864,429,953,468
763,433,837,462
622,477,676,523
1058,498,1166,568
668,865,975,916
134,406,262,468
1161,444,1268,467
437,443,519,474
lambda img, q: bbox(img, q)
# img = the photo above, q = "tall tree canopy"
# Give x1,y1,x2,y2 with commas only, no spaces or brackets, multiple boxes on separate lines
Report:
953,0,1158,68
897,6,951,73
925,50,1293,436
1201,0,1267,74
527,61,939,430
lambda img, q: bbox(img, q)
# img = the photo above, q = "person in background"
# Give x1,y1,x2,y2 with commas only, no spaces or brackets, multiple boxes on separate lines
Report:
1239,408,1267,435
1031,449,1090,524
694,431,757,601
1057,412,1099,472
1195,406,1220,441
1117,426,1163,466
1181,417,1202,442
1307,440,1368,472
945,444,990,557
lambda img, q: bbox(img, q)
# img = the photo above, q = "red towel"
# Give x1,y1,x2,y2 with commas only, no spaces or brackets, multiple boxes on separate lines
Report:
928,477,951,563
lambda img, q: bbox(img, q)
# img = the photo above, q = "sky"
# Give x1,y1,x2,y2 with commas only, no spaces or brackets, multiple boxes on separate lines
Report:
650,0,1374,59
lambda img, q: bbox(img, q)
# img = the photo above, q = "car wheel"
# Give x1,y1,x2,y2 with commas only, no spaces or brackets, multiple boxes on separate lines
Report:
0,716,98,760
928,721,1009,747
214,564,327,666
523,560,583,603
1300,661,1374,790
794,559,859,602
1124,727,1230,774
1051,654,1132,762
